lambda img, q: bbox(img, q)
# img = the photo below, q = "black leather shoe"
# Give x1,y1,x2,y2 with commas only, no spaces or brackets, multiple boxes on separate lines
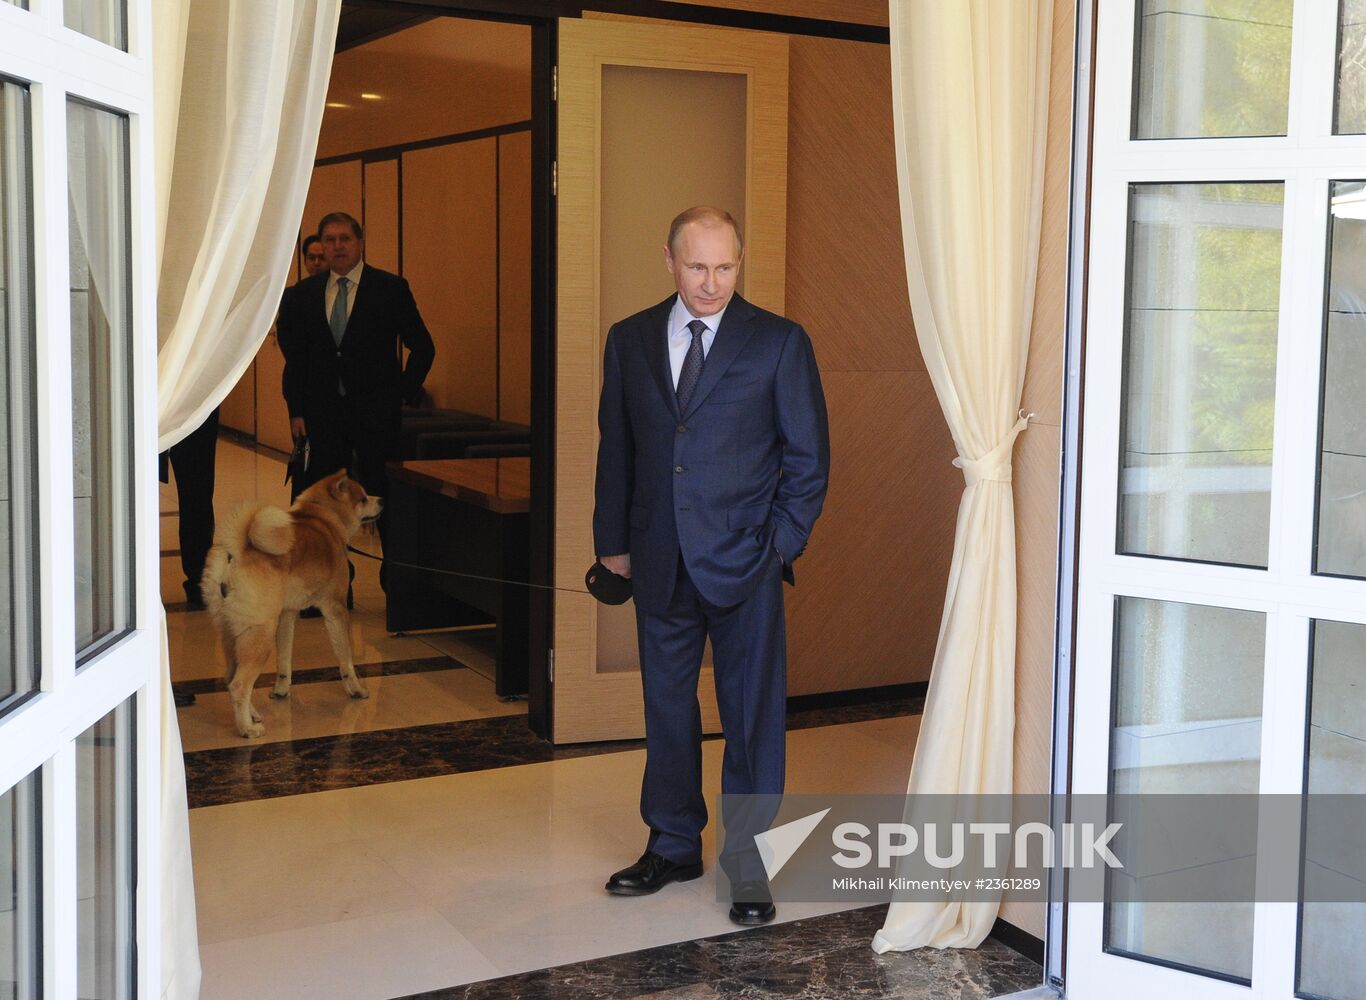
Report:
605,851,703,896
728,880,776,926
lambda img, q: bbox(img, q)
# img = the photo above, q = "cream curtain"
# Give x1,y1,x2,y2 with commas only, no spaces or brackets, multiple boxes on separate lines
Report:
153,2,340,997
872,0,1052,953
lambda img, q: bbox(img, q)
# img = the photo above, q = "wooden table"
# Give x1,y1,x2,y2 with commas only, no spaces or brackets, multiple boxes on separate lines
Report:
385,459,530,696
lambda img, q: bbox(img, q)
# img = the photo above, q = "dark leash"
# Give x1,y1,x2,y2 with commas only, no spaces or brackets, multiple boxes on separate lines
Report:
345,544,589,595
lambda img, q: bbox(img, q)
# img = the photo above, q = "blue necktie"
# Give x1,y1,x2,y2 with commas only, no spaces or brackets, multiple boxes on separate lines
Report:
329,276,349,345
676,319,707,410
330,276,349,396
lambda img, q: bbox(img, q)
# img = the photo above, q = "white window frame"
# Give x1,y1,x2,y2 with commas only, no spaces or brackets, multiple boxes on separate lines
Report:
0,0,161,997
1066,0,1366,996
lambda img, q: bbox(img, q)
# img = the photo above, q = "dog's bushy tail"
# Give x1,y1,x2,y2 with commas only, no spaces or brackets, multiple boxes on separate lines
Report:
214,502,294,557
200,503,295,627
244,506,294,556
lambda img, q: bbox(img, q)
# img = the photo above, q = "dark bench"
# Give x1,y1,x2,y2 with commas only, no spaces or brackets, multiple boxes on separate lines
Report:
399,405,494,458
413,421,532,460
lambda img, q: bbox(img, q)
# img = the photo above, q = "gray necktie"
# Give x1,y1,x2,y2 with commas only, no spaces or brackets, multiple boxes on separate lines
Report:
329,276,349,346
676,319,707,410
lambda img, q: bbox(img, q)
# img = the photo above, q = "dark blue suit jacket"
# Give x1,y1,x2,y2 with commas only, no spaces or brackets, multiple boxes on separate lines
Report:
593,293,830,614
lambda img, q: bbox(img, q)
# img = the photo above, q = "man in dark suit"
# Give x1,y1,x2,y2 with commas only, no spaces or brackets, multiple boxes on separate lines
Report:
278,211,435,556
281,233,331,504
594,206,830,925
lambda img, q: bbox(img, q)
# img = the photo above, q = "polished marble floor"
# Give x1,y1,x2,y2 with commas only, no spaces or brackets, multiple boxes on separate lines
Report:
169,437,1040,1000
394,905,1042,999
190,715,1047,1000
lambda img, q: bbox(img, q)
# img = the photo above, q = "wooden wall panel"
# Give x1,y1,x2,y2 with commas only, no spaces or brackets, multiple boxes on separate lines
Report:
1020,0,1076,428
402,139,498,416
218,366,255,435
782,33,956,696
787,372,959,694
255,334,292,455
498,132,533,426
1000,0,1077,941
599,65,749,328
363,158,400,274
787,35,921,372
301,160,362,247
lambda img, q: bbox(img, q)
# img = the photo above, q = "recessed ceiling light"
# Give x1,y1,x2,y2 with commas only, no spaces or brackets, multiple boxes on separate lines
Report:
326,101,350,108
360,93,382,101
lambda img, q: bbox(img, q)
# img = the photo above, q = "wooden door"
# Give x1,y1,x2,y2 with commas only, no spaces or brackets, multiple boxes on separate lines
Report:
553,16,788,742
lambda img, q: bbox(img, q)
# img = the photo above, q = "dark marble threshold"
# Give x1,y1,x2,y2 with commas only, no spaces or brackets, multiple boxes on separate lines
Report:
171,653,473,698
392,905,1042,1000
184,692,922,809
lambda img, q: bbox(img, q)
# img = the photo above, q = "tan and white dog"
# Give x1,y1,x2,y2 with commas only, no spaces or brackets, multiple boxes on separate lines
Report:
201,470,383,738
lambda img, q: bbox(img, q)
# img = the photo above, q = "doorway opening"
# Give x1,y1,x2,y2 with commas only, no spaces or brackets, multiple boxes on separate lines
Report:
163,6,557,799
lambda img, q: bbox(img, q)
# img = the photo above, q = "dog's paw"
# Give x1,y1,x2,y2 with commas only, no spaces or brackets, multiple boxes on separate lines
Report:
348,683,370,700
270,684,290,700
238,723,265,739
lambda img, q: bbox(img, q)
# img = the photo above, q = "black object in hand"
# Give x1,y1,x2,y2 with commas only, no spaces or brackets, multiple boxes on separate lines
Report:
585,561,633,605
285,435,309,485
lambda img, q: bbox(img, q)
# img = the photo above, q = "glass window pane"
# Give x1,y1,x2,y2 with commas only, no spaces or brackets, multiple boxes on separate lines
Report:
1133,1,1293,139
63,0,126,51
0,81,37,713
1316,181,1366,577
77,698,134,1000
1118,183,1282,567
1298,620,1366,999
1106,597,1264,981
1337,1,1366,133
67,100,133,660
1,771,40,1000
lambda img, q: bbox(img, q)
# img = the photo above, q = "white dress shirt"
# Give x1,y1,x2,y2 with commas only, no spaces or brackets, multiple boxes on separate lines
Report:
668,297,727,389
324,261,365,324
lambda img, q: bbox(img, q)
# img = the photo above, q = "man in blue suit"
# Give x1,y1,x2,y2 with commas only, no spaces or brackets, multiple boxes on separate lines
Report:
594,206,829,925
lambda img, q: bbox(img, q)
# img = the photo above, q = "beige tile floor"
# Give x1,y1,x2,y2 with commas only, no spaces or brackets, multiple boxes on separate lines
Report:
164,439,520,746
191,714,920,1000
173,438,928,999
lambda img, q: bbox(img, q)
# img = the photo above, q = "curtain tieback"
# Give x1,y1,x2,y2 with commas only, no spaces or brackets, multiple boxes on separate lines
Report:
952,411,1033,486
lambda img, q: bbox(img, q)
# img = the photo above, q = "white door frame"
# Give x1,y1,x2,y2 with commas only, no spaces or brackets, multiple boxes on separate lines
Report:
1065,0,1366,995
0,0,161,996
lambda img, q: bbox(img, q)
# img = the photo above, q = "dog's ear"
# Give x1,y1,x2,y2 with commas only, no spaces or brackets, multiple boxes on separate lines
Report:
330,474,349,498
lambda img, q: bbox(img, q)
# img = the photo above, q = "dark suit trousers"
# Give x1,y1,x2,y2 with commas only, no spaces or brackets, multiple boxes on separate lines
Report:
302,393,399,548
636,549,787,883
167,407,219,602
